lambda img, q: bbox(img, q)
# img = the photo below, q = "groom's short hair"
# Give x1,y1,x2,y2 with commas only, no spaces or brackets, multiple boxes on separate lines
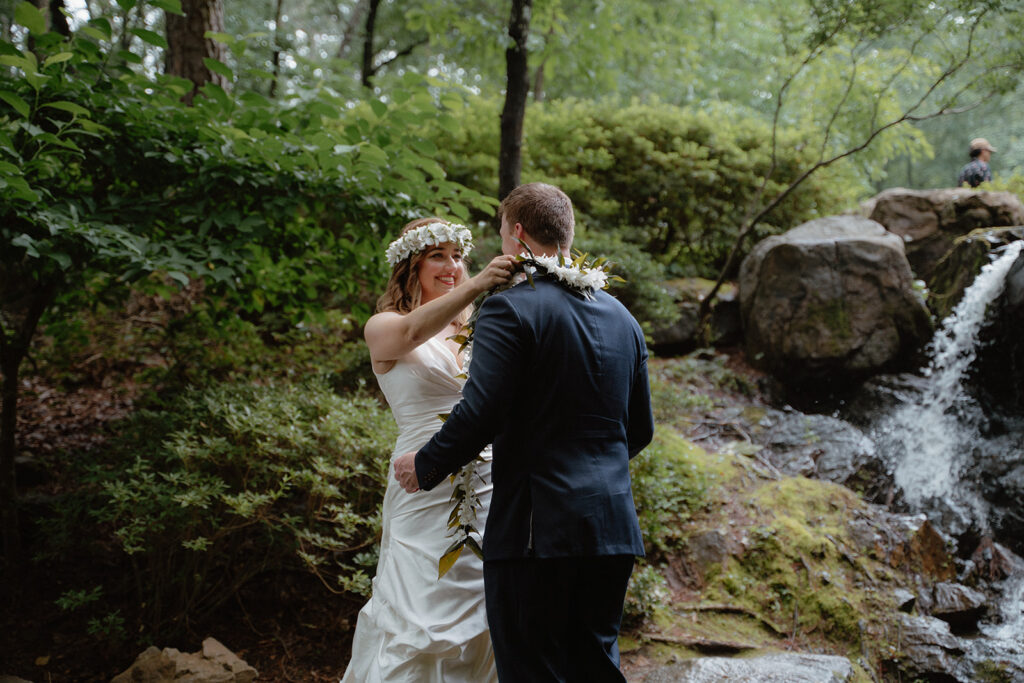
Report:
499,183,574,250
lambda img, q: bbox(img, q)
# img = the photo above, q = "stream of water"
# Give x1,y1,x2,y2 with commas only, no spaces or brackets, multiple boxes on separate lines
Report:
879,240,1023,529
871,240,1024,678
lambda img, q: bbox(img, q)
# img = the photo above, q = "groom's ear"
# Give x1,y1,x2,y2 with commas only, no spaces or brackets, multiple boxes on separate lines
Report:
514,222,526,240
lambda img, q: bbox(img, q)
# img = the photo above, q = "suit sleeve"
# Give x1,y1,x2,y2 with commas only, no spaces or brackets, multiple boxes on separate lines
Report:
415,294,526,490
626,346,654,459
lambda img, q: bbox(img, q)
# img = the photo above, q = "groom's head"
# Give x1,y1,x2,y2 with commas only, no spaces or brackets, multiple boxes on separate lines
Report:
498,183,574,257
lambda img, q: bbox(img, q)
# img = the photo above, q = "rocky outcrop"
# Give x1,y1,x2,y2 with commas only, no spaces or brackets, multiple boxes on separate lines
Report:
643,653,855,682
972,249,1024,418
866,187,1024,280
740,215,932,388
111,638,257,683
925,228,1023,320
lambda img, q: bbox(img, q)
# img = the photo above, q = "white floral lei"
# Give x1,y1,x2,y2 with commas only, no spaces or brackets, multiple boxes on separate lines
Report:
385,222,474,266
524,252,611,296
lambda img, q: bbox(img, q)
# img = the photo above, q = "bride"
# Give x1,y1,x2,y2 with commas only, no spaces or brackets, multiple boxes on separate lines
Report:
341,218,516,682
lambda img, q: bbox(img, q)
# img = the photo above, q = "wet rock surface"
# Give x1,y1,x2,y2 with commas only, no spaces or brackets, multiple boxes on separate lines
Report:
642,653,855,682
926,582,988,633
889,614,965,681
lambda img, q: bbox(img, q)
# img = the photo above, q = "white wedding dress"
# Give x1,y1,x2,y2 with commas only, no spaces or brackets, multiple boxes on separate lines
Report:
342,337,496,682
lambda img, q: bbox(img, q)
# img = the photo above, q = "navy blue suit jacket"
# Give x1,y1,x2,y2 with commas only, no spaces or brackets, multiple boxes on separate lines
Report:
415,276,654,560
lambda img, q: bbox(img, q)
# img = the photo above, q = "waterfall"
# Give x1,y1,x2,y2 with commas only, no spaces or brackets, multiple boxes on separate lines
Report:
877,240,1023,522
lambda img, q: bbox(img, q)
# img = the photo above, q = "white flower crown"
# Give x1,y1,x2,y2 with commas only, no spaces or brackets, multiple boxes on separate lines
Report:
384,222,474,267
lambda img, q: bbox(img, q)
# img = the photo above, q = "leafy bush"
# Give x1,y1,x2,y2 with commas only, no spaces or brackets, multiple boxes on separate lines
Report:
623,562,671,626
630,426,711,554
81,379,395,636
433,97,864,277
574,230,679,334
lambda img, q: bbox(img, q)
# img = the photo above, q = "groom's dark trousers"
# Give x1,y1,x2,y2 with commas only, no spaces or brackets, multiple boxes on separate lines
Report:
416,277,654,681
485,555,634,682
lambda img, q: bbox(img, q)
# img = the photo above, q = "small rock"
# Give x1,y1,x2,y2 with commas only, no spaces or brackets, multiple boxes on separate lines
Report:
892,588,916,613
928,582,988,633
111,638,256,683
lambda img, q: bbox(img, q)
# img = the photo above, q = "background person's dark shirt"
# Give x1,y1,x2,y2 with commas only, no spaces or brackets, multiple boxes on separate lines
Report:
957,158,992,187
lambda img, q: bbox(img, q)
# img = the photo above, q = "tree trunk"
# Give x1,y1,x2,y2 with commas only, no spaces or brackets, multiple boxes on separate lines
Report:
498,0,532,201
0,282,55,578
361,0,381,88
47,0,71,36
165,0,228,105
269,0,285,98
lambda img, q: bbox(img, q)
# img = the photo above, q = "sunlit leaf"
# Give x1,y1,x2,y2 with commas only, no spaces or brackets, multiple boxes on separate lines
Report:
14,2,46,35
438,542,463,578
130,28,168,49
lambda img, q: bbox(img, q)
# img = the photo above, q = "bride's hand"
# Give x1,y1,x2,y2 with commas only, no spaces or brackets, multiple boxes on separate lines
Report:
469,255,517,293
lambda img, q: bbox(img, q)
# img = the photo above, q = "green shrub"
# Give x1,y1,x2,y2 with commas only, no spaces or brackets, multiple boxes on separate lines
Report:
630,426,711,553
83,379,395,636
623,562,671,626
574,230,680,334
434,98,864,277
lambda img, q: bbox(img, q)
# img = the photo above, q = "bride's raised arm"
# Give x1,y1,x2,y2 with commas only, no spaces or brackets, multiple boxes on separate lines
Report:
365,254,516,367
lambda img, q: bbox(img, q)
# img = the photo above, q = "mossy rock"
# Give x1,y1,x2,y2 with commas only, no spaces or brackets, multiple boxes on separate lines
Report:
927,226,1024,320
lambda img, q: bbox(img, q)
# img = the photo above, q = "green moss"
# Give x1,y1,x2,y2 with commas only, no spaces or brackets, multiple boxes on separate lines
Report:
632,426,730,552
702,478,872,642
794,300,853,354
973,660,1014,683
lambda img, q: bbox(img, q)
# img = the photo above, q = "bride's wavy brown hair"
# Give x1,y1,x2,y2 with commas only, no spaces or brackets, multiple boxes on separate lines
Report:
376,217,472,326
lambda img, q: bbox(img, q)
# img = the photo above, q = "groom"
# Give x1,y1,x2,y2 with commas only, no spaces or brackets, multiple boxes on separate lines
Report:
394,182,653,681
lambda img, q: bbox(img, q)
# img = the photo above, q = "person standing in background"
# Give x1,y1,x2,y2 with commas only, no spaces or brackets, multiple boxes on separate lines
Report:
957,137,996,188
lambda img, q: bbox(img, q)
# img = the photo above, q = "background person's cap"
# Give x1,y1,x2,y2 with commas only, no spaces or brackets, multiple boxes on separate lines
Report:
970,137,997,153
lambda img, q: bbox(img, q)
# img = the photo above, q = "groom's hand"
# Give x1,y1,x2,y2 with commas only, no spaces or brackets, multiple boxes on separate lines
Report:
393,452,420,493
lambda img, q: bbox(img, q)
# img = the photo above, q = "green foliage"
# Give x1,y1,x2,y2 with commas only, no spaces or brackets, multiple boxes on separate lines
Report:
0,11,493,339
79,379,395,635
648,352,756,432
623,562,671,626
630,426,712,553
573,230,679,333
434,97,863,276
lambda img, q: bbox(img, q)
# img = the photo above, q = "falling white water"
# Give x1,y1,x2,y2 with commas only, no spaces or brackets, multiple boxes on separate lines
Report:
887,240,1023,510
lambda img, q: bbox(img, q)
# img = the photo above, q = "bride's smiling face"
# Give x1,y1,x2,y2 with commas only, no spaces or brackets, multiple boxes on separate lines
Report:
417,242,465,303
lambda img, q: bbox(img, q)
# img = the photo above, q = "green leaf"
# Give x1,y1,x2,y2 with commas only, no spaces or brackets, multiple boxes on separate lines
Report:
43,101,90,117
202,58,234,80
204,31,234,45
130,28,168,49
0,90,30,118
167,271,190,287
49,251,72,270
14,2,47,35
115,0,137,10
117,50,143,64
370,99,387,118
0,54,34,73
150,0,184,15
43,52,73,68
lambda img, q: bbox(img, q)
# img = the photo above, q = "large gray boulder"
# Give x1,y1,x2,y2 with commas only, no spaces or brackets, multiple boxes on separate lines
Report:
740,215,932,387
865,187,1024,280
